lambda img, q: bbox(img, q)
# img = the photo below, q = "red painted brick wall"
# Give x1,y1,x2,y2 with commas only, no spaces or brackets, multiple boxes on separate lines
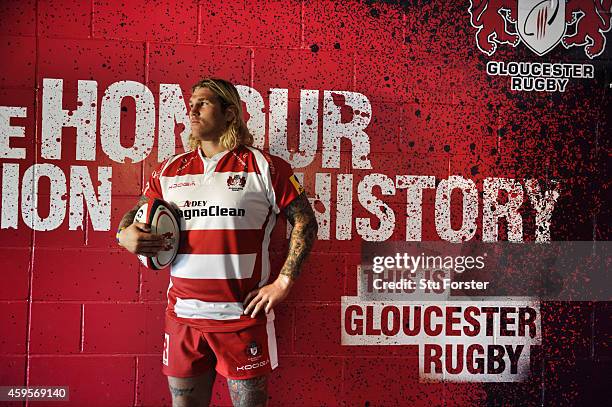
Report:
0,1,610,406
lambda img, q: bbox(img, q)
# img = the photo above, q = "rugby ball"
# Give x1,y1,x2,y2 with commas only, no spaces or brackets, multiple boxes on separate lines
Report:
134,199,180,270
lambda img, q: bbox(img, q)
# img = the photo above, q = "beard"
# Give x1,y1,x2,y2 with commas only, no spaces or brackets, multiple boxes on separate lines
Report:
190,123,225,142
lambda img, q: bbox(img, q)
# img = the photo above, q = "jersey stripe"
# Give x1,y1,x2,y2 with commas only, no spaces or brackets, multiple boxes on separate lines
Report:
163,151,203,176
172,253,257,279
168,276,244,302
174,298,244,320
258,208,275,287
179,229,263,254
215,149,260,173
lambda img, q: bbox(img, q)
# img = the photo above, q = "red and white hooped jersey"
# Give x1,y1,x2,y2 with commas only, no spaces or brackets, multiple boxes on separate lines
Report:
143,145,303,332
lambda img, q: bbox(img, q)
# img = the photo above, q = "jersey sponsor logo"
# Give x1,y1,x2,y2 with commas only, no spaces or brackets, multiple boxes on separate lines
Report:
236,359,269,371
163,333,169,366
177,200,245,220
179,200,206,208
179,205,246,220
289,174,305,194
227,174,247,191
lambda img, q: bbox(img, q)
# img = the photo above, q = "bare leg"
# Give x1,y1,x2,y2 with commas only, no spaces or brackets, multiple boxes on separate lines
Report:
227,375,269,407
167,369,217,407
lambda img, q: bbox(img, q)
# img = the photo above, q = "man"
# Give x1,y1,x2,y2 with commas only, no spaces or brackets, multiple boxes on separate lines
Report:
117,78,318,407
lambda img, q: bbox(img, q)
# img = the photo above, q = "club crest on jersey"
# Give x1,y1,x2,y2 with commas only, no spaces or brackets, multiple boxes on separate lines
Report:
227,174,247,191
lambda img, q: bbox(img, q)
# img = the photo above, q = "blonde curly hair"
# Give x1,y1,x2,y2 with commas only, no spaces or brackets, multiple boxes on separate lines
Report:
187,78,254,151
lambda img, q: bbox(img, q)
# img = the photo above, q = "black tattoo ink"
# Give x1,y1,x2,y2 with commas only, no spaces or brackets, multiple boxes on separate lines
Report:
281,193,318,281
168,385,195,398
118,195,149,229
227,376,268,407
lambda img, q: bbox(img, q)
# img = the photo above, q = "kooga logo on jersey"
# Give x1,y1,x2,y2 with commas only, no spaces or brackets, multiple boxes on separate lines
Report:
178,200,246,220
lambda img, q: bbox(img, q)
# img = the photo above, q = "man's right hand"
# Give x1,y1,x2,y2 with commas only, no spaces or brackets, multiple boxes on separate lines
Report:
118,222,165,257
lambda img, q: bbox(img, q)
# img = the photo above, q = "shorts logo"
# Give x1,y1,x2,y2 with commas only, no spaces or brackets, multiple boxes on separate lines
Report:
227,175,247,191
236,359,269,372
246,342,260,357
245,341,264,362
163,333,169,366
468,0,612,58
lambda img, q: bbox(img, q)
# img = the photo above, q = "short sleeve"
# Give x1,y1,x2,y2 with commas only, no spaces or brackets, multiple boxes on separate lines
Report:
268,154,304,212
142,159,168,200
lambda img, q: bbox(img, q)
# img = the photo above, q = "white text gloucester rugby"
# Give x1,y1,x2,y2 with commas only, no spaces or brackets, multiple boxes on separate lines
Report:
143,145,303,332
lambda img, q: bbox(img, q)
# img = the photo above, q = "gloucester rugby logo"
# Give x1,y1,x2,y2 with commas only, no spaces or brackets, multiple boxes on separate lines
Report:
468,0,611,58
227,174,247,191
245,341,263,362
518,0,567,56
246,342,259,356
469,0,611,91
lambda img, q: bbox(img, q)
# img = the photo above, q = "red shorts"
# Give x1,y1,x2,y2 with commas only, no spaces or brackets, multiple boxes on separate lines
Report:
162,314,278,380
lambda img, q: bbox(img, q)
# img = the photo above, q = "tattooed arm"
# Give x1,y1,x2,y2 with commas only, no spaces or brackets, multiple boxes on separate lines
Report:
243,193,318,317
116,195,165,256
118,195,148,229
279,193,318,280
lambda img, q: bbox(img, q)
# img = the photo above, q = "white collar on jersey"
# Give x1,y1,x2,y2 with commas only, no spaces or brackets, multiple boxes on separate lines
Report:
197,147,230,162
